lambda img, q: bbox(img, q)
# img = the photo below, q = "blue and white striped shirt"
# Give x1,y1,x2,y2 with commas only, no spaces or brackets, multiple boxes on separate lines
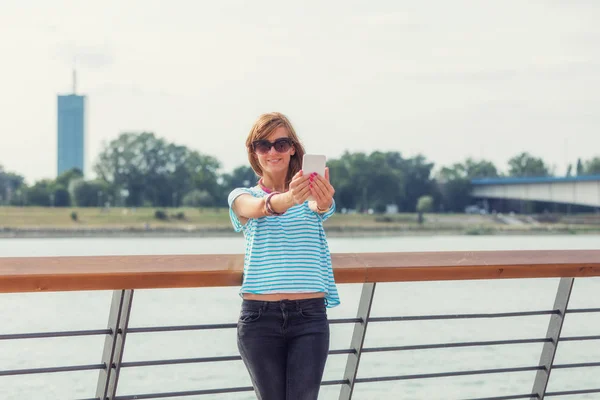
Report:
228,186,340,308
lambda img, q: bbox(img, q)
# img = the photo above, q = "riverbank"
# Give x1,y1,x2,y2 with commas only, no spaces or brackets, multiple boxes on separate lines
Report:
1,206,600,238
2,226,600,239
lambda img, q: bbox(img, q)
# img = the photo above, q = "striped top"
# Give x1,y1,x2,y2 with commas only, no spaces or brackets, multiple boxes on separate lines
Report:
228,186,340,308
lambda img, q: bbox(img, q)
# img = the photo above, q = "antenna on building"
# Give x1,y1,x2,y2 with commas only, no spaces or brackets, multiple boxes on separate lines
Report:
72,68,77,94
72,57,77,94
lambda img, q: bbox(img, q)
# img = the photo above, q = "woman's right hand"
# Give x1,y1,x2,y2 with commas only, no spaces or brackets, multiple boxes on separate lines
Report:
288,170,311,204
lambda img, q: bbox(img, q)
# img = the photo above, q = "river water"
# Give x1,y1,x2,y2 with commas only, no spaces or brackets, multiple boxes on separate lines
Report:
1,235,599,399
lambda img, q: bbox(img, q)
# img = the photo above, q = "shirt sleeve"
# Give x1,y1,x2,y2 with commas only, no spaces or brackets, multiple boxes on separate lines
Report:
318,199,336,222
228,188,256,232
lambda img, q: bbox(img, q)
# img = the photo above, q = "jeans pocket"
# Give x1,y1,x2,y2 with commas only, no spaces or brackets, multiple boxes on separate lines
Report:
239,309,262,323
300,306,327,319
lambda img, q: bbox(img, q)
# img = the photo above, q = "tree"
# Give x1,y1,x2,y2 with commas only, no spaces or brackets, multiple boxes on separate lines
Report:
463,158,499,179
365,152,407,212
0,165,25,205
219,166,258,206
328,152,369,211
324,151,437,213
94,132,221,207
396,154,433,213
435,158,499,212
55,168,83,189
26,180,54,206
507,152,550,177
326,156,356,211
584,157,600,175
440,158,499,181
416,195,434,224
52,185,71,207
185,151,222,205
576,158,584,175
327,151,407,212
435,177,471,212
221,166,258,189
182,189,215,207
566,164,573,177
72,180,111,207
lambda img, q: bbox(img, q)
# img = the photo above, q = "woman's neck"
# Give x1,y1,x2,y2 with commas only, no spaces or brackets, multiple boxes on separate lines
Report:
260,173,287,193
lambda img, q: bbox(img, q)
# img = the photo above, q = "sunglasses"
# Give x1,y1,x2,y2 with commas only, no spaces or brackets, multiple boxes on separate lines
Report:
252,138,294,155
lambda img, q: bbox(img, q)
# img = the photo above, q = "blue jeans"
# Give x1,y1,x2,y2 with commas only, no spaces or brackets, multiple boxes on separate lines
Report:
237,297,330,400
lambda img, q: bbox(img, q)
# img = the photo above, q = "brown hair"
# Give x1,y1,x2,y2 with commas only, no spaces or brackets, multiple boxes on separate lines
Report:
246,112,305,187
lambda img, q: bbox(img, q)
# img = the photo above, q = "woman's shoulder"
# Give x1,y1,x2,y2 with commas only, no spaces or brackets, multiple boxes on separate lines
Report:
230,186,264,196
228,186,264,204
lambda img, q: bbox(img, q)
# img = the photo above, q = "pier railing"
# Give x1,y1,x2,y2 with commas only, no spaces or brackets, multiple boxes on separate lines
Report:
1,250,600,399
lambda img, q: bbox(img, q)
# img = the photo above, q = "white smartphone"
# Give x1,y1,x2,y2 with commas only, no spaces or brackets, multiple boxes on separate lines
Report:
302,154,327,201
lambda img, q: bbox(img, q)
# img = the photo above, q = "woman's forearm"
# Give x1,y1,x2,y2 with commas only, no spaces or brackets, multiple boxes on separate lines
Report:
268,191,295,215
234,191,296,219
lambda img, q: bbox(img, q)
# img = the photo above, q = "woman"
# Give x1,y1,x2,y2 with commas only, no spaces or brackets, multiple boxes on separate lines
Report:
228,112,340,400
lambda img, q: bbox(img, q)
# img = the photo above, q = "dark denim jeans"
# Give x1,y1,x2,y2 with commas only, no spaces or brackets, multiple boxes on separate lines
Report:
237,297,330,400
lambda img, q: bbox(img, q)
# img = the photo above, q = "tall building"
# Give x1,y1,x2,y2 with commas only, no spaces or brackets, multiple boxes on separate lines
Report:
57,70,86,177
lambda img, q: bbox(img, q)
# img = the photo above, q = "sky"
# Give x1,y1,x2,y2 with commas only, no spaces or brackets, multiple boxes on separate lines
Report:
1,0,599,183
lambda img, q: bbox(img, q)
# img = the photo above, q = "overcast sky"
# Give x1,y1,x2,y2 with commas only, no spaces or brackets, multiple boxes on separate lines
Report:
1,0,599,183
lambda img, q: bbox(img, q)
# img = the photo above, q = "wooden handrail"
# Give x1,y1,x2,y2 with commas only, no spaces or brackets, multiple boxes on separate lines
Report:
1,250,599,293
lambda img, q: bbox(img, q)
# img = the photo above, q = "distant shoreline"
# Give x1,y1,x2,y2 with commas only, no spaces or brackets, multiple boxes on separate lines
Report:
2,206,599,239
2,225,599,239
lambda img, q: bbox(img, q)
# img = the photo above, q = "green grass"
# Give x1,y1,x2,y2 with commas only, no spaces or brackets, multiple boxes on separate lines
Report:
1,207,599,236
0,207,485,229
0,207,231,228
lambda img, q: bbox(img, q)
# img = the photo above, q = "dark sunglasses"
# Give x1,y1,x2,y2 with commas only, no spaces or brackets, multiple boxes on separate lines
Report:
252,138,294,155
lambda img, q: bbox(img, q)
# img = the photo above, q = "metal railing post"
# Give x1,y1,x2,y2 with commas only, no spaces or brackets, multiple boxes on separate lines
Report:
339,282,376,400
96,289,134,400
531,277,574,399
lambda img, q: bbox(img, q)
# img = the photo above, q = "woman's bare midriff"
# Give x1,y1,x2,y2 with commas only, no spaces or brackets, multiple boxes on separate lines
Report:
242,292,325,301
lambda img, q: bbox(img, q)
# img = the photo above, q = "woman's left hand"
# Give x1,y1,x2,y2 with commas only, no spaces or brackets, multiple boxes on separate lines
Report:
310,167,335,211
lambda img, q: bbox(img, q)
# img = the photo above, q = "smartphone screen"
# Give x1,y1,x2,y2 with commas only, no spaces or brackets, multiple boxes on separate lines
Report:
302,154,326,201
302,154,326,177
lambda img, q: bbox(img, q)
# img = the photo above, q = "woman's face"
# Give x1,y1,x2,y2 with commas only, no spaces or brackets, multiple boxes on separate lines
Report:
253,126,295,176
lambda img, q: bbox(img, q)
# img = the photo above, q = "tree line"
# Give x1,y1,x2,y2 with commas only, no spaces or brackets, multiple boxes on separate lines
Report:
1,132,599,213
